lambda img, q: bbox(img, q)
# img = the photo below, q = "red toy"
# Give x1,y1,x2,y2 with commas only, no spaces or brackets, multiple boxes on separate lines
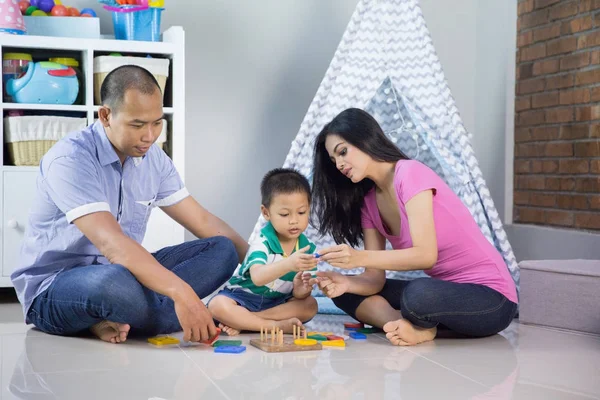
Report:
67,6,79,16
50,5,68,16
200,327,222,345
19,1,30,13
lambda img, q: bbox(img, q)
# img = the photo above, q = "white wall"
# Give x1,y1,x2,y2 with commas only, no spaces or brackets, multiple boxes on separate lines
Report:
67,0,516,242
420,0,518,223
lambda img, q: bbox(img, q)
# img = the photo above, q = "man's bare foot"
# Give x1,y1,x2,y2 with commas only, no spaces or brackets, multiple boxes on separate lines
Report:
383,319,436,346
90,321,131,344
218,323,240,336
273,318,303,334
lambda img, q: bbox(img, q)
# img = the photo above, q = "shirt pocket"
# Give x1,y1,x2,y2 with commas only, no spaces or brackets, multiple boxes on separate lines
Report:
131,196,156,233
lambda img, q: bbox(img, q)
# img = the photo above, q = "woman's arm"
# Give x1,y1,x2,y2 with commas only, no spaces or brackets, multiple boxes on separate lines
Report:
345,228,387,295
320,190,438,272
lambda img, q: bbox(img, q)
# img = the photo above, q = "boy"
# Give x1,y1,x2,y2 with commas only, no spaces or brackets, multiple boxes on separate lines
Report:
208,168,319,335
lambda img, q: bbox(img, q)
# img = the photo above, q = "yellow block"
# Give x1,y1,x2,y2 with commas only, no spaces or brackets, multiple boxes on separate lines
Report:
294,339,318,346
322,340,346,347
148,336,180,346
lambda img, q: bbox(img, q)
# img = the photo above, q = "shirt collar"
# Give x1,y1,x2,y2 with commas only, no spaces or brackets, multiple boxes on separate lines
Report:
260,222,311,255
92,121,144,167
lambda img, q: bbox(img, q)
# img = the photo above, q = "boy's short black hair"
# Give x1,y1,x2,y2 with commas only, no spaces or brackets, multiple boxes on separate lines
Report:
261,168,311,207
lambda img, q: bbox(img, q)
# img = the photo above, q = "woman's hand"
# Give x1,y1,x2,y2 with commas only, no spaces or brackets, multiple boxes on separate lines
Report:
308,271,350,298
318,244,362,269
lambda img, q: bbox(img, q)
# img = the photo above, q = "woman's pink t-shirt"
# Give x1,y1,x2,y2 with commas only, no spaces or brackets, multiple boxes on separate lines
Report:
361,160,518,304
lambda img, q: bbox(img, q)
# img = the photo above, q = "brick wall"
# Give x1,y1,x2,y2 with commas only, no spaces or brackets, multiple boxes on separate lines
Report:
515,0,600,230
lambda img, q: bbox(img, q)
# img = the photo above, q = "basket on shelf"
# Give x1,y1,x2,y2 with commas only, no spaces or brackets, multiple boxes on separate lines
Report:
3,115,87,166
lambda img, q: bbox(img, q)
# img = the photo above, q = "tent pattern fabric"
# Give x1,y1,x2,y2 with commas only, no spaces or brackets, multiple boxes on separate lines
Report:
249,0,519,294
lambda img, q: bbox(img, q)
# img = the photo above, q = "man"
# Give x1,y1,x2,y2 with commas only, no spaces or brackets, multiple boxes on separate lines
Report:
11,65,248,344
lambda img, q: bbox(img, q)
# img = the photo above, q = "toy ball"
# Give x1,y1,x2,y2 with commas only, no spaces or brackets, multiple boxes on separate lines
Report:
79,8,97,17
31,9,47,16
25,5,38,15
50,4,67,16
19,1,31,13
54,0,62,4
37,0,54,13
29,0,39,7
67,7,79,16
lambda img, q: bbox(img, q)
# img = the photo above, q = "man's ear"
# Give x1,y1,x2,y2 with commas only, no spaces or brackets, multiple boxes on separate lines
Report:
98,106,111,128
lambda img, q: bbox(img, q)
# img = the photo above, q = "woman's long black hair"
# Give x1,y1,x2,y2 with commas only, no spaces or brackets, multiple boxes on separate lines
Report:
312,108,409,247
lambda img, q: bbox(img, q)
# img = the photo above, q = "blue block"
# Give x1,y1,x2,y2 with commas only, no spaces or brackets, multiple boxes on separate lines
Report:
349,332,367,340
214,345,246,354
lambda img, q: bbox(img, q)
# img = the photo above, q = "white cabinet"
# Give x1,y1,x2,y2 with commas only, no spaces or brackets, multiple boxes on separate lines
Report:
2,171,38,277
0,27,186,287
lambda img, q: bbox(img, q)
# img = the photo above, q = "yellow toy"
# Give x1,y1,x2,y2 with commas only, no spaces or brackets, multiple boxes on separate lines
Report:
147,336,180,346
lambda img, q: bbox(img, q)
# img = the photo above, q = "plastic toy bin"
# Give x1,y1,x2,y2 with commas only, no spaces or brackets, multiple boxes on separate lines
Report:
106,6,164,42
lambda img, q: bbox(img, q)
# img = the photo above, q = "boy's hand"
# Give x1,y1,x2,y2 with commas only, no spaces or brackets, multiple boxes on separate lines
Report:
286,245,318,272
293,271,313,297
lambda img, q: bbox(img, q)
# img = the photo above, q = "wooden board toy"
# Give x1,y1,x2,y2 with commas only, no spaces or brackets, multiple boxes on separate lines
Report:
250,325,323,353
147,336,180,346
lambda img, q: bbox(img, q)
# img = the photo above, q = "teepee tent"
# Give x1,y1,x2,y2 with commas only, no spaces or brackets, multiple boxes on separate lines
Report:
250,0,519,297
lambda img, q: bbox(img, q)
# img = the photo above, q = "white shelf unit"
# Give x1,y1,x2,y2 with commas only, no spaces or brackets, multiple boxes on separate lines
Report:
0,27,186,287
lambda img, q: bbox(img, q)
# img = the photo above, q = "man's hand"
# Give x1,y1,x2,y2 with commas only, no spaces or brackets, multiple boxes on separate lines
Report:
173,284,218,342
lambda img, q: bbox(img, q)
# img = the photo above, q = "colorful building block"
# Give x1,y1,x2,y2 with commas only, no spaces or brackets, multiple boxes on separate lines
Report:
214,345,246,354
349,332,367,340
200,328,221,345
322,340,346,347
147,336,180,346
344,322,364,329
212,340,242,347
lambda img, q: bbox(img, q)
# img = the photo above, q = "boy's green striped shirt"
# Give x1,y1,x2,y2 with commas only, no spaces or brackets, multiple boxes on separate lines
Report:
226,222,316,298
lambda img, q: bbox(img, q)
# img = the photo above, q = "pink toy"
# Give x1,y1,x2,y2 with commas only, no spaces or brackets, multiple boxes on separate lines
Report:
0,0,26,34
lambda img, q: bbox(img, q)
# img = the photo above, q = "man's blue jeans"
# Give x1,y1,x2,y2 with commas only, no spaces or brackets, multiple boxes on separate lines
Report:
27,236,238,336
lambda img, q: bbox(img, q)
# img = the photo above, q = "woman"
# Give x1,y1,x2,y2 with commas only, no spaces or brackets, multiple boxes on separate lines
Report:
309,108,517,346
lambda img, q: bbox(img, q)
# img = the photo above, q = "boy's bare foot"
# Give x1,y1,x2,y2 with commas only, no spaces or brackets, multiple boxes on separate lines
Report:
383,319,436,346
273,318,303,333
90,321,130,344
218,323,240,336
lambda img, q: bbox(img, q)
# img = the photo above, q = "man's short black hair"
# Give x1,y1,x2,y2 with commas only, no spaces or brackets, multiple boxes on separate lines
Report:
261,168,312,207
100,65,162,111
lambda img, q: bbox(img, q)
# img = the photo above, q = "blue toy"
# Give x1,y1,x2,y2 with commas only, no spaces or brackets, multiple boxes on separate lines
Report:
349,332,367,340
214,345,246,354
6,62,79,105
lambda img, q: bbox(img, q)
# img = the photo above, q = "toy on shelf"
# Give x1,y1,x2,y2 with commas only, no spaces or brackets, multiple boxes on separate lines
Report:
19,0,97,18
2,53,32,102
6,61,79,105
0,0,27,35
99,0,164,41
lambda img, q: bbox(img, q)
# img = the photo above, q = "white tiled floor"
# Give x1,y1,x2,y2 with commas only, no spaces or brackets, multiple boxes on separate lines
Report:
1,290,599,400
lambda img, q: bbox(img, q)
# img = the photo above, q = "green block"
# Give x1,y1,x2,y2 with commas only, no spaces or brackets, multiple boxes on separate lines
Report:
307,334,328,341
357,327,382,334
212,340,242,347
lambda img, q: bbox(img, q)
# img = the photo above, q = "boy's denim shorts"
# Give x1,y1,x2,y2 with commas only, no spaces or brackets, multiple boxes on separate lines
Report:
213,287,291,312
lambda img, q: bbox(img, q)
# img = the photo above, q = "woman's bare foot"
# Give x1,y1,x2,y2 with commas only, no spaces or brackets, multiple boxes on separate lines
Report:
90,321,130,344
383,319,436,346
273,318,303,333
218,323,240,336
